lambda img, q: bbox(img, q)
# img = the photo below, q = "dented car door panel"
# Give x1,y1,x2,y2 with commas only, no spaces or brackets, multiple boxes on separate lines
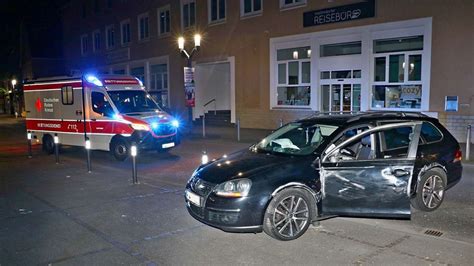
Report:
320,122,422,219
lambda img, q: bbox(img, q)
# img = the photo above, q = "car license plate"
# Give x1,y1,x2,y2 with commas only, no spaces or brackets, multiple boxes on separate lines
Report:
162,142,175,149
186,190,201,207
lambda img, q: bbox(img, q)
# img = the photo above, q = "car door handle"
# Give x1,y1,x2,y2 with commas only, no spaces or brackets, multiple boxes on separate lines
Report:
392,169,410,177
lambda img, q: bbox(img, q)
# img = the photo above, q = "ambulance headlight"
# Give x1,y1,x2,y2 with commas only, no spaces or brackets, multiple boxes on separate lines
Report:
171,120,180,128
85,75,103,87
131,123,150,131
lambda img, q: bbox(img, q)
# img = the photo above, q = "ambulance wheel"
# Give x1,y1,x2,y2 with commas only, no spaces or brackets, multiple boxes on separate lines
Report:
110,138,129,161
42,135,55,154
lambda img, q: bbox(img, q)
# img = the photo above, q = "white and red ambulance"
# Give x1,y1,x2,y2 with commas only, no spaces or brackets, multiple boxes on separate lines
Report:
24,74,180,160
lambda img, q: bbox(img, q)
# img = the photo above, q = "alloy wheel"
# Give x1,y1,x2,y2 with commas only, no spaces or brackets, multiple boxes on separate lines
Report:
422,174,445,209
272,195,309,238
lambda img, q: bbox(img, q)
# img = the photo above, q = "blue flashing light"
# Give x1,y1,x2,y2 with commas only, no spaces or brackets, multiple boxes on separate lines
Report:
113,113,122,120
151,122,159,130
171,119,180,128
85,75,103,87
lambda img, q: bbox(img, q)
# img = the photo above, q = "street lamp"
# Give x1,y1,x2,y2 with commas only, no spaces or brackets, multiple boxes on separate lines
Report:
11,79,17,87
178,34,201,126
178,34,201,59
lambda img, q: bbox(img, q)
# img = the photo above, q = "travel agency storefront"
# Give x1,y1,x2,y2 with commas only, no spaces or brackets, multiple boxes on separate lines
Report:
238,0,472,142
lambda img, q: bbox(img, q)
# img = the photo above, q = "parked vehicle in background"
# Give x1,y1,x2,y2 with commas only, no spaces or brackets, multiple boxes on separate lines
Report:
185,112,463,240
24,74,180,161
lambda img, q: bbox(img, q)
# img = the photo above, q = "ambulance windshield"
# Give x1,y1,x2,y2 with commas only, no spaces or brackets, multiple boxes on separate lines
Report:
108,90,162,114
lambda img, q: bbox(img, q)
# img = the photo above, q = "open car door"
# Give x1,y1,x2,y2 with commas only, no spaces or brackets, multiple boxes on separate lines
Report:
320,121,422,219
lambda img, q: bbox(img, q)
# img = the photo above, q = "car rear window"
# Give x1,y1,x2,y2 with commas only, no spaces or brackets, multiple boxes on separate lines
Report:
421,122,443,143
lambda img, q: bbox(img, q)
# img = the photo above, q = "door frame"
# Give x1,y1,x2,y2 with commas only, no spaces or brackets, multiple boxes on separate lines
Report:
319,121,422,217
193,56,236,123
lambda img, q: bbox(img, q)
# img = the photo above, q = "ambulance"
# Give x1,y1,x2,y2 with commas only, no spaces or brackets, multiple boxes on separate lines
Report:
24,74,180,160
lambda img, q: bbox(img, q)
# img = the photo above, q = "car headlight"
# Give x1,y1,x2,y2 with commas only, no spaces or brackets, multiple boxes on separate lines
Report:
214,178,252,198
131,123,150,131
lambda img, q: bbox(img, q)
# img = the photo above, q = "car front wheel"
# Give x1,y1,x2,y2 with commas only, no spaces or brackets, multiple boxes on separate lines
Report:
110,138,130,161
411,168,447,211
263,188,312,241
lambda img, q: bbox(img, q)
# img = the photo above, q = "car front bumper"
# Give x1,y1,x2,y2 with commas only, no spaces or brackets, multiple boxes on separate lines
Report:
184,188,268,233
132,131,180,150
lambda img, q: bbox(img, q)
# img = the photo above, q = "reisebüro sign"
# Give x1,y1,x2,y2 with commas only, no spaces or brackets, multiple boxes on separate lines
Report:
303,0,375,27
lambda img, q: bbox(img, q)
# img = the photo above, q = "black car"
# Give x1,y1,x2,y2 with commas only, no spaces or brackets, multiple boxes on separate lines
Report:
185,112,463,240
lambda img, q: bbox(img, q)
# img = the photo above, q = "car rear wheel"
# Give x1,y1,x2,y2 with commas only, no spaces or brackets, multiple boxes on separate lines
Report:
411,168,447,211
110,138,129,161
42,134,55,154
263,188,312,241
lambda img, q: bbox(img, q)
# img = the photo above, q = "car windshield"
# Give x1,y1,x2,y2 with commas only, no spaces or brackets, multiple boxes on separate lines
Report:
108,90,162,114
254,122,339,155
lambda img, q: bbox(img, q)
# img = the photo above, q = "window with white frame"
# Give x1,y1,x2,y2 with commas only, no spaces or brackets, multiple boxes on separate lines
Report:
181,0,196,28
158,6,171,36
371,35,424,110
81,34,89,55
280,0,306,9
241,0,262,17
138,13,149,41
276,46,311,107
149,64,169,108
209,0,226,23
92,30,101,52
106,25,115,49
121,20,131,45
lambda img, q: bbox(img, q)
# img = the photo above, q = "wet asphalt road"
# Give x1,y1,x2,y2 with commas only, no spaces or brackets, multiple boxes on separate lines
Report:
1,116,473,265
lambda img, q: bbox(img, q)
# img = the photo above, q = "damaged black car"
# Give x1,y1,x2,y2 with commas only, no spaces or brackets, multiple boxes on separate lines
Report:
185,112,463,240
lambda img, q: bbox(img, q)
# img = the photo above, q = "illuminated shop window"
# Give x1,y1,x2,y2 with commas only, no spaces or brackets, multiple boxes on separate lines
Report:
276,46,311,106
372,36,423,109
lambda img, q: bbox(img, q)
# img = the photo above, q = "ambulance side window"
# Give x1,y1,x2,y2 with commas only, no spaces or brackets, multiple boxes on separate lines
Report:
91,92,113,116
61,86,74,105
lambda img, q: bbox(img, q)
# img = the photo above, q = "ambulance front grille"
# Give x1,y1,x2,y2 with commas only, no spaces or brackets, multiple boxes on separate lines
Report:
153,123,176,136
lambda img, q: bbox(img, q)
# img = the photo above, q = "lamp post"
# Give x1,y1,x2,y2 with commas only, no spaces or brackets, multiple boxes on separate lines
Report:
11,79,17,117
178,34,201,128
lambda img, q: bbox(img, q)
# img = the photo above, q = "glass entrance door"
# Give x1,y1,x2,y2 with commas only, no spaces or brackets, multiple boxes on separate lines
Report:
321,70,361,112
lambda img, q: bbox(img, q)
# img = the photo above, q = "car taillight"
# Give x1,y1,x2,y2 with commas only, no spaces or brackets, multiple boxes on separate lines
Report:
453,148,462,162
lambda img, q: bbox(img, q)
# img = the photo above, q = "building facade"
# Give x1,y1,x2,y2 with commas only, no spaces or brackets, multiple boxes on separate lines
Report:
60,0,473,141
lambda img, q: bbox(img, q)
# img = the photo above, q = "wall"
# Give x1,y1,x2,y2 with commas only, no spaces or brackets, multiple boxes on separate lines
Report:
60,0,474,134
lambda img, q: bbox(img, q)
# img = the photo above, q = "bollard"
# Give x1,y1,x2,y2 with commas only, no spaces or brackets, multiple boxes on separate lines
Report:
131,144,138,184
202,115,206,138
237,118,241,142
54,134,59,164
467,125,471,161
201,150,209,165
85,138,92,173
27,132,32,158
279,118,283,127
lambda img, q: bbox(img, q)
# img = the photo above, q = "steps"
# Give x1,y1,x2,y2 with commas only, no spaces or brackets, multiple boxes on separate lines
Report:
195,110,232,126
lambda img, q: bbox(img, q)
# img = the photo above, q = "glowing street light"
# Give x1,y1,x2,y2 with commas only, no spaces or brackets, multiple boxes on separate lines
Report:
178,37,185,51
178,33,202,126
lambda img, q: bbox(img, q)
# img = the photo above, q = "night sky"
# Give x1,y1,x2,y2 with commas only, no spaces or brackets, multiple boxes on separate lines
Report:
0,0,66,80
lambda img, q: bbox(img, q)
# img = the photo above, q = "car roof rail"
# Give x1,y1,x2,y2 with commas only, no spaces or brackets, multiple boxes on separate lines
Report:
303,111,366,120
346,111,428,123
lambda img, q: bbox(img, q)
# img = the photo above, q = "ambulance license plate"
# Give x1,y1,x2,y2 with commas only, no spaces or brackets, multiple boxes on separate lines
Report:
162,142,175,149
186,190,201,207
